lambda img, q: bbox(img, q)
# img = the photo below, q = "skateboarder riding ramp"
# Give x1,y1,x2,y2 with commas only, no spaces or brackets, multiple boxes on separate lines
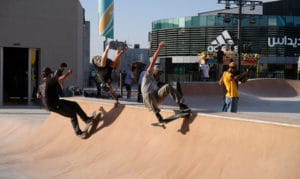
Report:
1,79,300,178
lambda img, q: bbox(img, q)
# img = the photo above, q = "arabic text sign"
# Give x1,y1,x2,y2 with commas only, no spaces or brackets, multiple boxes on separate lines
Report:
268,36,300,48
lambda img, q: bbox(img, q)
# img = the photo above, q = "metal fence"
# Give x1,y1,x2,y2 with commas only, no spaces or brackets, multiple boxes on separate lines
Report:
165,70,289,83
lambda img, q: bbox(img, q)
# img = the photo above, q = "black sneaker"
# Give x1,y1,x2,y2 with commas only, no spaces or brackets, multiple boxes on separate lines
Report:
85,116,94,124
77,131,87,139
179,103,190,112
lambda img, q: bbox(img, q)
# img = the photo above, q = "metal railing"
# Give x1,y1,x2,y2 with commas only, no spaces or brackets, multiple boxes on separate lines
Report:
165,70,289,83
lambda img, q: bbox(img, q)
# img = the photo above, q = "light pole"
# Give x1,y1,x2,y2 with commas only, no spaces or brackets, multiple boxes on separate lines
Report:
217,0,262,71
237,0,242,70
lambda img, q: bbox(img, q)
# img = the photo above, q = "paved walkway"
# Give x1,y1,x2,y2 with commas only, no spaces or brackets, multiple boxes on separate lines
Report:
0,105,49,121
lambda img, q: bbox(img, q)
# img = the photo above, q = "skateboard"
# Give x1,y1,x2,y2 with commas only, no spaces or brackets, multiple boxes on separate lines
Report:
151,111,192,128
80,111,102,139
109,40,128,51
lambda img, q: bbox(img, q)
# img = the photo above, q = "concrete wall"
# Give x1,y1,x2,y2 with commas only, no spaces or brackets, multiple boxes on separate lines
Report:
83,21,91,87
0,0,86,88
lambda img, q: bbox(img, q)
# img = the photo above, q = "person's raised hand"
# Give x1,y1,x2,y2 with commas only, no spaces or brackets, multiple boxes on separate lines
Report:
158,41,165,49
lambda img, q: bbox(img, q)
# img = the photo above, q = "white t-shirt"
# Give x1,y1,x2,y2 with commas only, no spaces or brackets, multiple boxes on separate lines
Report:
200,64,210,78
141,71,158,96
141,71,160,112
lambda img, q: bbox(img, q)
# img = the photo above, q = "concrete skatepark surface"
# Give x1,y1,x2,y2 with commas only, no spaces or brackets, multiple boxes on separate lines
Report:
0,79,300,179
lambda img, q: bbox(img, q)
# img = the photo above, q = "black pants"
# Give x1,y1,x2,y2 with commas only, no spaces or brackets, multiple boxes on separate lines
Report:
124,83,131,98
57,86,64,97
49,99,89,135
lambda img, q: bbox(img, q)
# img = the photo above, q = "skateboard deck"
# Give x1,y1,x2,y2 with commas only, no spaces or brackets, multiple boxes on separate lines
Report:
151,111,191,128
109,40,128,51
81,111,102,139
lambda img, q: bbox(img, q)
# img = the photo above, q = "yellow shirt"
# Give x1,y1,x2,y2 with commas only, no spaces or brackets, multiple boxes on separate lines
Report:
223,71,239,97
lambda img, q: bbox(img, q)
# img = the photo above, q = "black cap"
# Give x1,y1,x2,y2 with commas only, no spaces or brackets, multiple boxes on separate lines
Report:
41,67,53,77
60,62,67,68
92,55,101,65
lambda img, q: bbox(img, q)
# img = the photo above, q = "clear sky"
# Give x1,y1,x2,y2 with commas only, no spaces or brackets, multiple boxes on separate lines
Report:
79,0,271,58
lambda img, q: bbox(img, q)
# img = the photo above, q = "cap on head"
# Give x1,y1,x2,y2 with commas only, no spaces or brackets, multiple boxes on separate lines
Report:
60,62,67,68
41,67,53,78
229,62,236,68
153,65,163,72
92,55,101,65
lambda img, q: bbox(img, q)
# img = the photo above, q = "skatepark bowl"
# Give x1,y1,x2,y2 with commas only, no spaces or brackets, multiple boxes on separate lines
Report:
0,79,300,179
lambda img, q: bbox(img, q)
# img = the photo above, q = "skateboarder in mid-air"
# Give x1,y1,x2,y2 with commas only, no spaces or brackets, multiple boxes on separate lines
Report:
141,41,190,125
36,67,96,138
92,43,126,106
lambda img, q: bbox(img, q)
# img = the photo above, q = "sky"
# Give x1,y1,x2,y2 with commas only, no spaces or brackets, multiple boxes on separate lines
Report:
79,0,271,58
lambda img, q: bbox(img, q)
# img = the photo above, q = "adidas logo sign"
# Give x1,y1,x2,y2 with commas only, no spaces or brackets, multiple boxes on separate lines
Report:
207,30,238,52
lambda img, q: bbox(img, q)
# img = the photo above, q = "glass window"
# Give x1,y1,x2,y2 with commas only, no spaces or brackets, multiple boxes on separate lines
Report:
276,16,285,27
285,16,294,26
247,16,258,25
268,16,277,26
178,17,185,28
207,15,215,26
231,16,238,26
166,19,172,29
167,18,171,28
242,16,250,26
171,18,179,28
191,16,200,27
151,14,300,30
199,16,207,26
215,15,224,26
152,21,161,30
257,16,268,26
294,16,300,26
185,16,192,27
162,19,171,29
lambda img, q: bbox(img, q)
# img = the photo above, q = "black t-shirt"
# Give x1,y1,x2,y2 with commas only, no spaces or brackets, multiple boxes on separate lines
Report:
53,69,64,93
54,69,63,79
94,59,113,82
44,78,60,108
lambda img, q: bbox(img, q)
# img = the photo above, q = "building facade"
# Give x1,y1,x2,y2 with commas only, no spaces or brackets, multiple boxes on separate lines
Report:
149,0,300,82
0,0,89,105
120,45,150,72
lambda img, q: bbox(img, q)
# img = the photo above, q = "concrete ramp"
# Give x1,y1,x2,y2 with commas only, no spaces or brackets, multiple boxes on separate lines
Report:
179,79,300,98
1,99,300,179
240,79,300,97
170,79,300,122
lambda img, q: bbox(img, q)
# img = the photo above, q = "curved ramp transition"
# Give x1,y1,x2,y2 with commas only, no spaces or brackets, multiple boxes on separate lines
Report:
1,98,300,179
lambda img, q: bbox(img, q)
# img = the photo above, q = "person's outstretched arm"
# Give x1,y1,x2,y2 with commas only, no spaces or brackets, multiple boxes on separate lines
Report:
147,41,165,73
111,49,126,69
58,69,72,83
100,45,110,67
